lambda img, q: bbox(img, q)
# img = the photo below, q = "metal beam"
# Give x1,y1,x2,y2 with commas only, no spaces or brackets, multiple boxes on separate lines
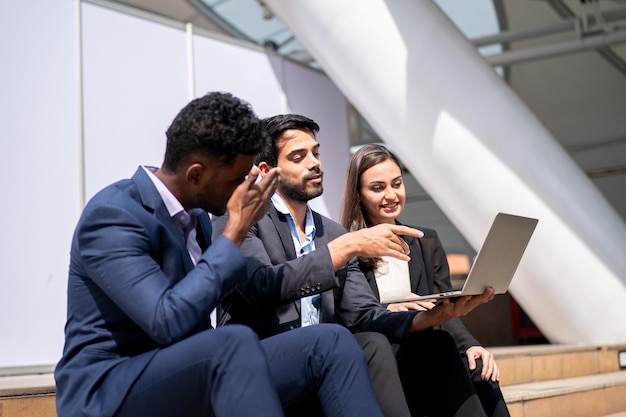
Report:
472,7,626,47
486,29,626,66
472,19,578,47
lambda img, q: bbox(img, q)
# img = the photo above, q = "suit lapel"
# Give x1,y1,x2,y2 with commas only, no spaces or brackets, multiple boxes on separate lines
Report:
196,214,212,251
404,233,433,295
132,167,195,273
311,212,328,244
417,236,438,293
268,205,337,324
312,213,336,322
267,205,304,323
268,206,298,262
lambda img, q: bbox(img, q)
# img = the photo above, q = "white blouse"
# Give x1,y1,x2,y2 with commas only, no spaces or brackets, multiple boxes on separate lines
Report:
374,256,412,304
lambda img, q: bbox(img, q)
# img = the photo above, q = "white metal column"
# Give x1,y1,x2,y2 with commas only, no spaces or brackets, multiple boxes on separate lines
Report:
263,0,626,344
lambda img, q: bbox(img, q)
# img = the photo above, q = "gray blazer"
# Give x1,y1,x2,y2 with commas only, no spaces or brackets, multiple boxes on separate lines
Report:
212,205,417,342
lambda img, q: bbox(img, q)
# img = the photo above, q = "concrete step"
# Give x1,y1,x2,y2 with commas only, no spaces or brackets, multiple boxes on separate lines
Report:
491,343,626,386
4,371,625,417
0,373,55,417
0,393,55,417
2,343,625,417
503,370,626,417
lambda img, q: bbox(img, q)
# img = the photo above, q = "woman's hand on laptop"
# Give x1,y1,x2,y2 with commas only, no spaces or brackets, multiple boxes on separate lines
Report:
386,294,436,312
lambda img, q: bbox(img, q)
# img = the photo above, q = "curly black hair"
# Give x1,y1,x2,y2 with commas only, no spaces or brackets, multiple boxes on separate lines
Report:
162,92,268,173
256,114,320,167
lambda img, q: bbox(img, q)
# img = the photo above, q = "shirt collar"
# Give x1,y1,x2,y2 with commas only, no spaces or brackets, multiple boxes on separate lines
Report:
142,165,185,218
272,193,316,240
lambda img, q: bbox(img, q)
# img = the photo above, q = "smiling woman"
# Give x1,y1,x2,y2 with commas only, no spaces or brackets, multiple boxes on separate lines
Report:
340,143,511,417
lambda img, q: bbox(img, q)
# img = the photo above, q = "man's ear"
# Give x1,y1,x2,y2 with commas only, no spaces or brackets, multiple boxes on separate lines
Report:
257,161,271,176
185,163,204,185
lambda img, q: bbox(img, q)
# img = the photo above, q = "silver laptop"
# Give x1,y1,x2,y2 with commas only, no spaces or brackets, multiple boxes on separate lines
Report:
385,212,538,303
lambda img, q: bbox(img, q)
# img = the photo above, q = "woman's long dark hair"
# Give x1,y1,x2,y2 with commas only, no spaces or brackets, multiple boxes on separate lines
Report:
340,144,403,269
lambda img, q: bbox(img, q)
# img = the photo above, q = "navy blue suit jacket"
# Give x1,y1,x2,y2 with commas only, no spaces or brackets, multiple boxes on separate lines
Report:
213,205,417,343
362,225,479,353
55,167,248,417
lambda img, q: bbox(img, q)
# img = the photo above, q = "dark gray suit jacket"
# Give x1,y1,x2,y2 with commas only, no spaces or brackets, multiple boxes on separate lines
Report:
212,205,417,342
362,225,479,353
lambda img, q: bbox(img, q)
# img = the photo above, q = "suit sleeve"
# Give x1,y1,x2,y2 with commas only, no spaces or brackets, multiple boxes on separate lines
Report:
212,212,417,341
212,214,339,309
427,230,480,352
338,258,417,342
77,203,247,346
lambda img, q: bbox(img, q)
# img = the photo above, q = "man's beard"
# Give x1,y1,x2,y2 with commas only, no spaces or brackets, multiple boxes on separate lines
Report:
278,175,323,203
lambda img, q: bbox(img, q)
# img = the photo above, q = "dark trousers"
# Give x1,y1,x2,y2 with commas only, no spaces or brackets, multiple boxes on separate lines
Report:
286,331,412,417
462,356,510,417
357,332,412,417
395,329,489,417
115,324,384,417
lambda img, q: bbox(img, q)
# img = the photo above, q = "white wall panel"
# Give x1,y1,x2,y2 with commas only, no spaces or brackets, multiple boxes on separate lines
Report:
0,0,349,369
280,60,349,220
0,0,78,368
193,36,286,118
81,2,189,200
